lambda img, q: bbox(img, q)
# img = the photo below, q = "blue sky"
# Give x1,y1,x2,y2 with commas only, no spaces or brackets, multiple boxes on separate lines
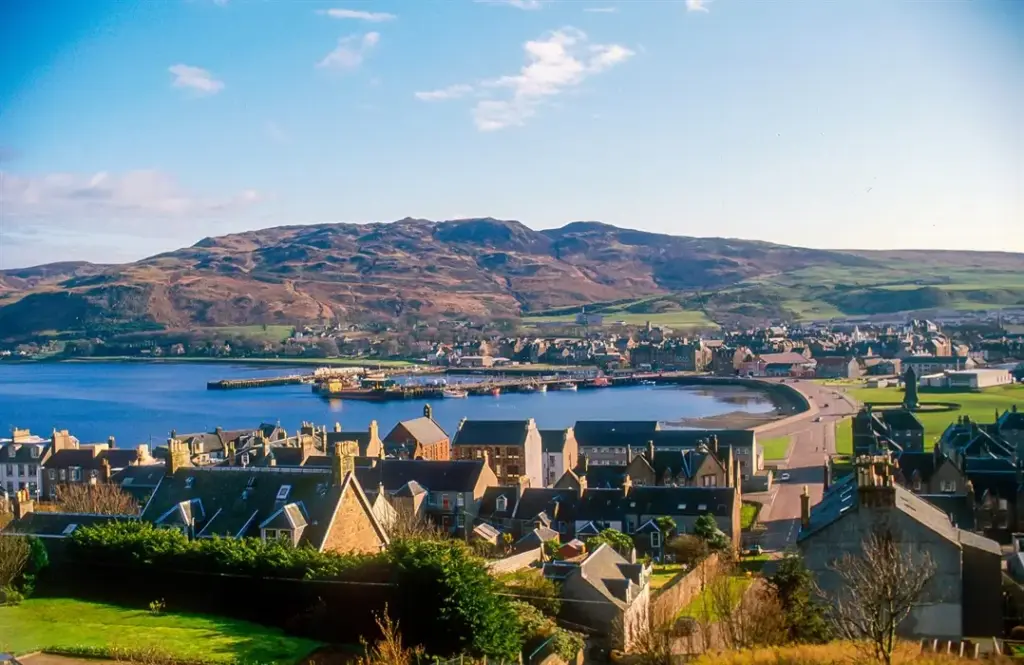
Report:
0,0,1021,268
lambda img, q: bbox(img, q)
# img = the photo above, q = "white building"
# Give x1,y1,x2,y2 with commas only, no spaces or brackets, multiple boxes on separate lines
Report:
0,429,61,500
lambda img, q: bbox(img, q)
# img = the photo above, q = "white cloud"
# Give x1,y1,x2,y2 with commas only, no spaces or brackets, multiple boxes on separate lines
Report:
475,0,546,9
317,32,380,70
168,64,224,95
318,8,397,22
414,84,474,102
584,6,618,12
686,0,711,12
416,28,633,131
0,169,262,220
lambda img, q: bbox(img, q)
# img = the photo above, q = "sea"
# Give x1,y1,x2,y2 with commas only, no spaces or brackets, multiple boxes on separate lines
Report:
0,362,778,445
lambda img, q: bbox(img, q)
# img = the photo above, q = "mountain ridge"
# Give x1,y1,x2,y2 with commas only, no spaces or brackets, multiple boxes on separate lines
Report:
2,218,1023,338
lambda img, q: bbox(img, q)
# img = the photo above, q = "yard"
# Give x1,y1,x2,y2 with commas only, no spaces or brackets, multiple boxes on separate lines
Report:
759,436,791,461
0,598,321,664
835,418,853,456
739,502,760,531
847,384,1024,450
676,576,753,621
650,563,687,590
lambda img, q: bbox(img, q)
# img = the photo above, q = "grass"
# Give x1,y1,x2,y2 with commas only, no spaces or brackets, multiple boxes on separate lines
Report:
740,502,760,531
650,563,687,590
676,576,753,621
835,418,853,456
0,597,321,663
205,325,295,343
848,384,1024,450
759,436,791,461
523,308,717,329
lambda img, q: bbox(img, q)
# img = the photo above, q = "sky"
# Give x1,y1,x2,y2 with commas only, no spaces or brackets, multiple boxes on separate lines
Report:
0,0,1021,269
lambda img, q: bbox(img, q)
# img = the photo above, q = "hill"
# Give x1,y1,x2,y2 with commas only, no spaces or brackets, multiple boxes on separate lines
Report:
1,218,1023,338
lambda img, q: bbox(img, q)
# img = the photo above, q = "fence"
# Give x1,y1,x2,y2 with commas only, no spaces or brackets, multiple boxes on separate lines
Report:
487,547,542,575
650,553,720,624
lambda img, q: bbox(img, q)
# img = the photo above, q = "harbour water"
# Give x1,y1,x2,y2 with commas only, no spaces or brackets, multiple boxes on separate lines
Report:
0,362,779,445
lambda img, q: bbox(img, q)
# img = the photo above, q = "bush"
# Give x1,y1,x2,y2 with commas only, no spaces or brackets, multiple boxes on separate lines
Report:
550,629,585,663
1,584,25,606
585,529,634,557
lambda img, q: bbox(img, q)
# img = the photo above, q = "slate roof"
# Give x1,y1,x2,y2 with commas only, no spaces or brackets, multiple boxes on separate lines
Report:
572,544,647,607
895,452,937,484
0,442,48,464
540,429,570,453
516,526,559,549
997,409,1024,431
386,417,448,446
2,512,125,537
573,421,659,447
578,428,755,452
758,352,815,365
327,431,375,456
879,409,924,432
583,465,628,489
353,459,487,493
622,486,736,517
453,420,532,447
921,494,976,530
393,480,427,498
513,488,577,523
479,486,517,519
140,467,385,550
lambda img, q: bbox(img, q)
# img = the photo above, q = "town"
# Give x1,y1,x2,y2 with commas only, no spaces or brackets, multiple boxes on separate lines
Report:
2,314,1024,664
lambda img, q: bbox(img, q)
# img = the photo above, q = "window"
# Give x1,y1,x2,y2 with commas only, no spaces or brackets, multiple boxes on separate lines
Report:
59,469,67,481
677,503,687,510
651,531,661,548
940,480,957,493
185,477,195,489
456,494,464,508
17,465,24,477
276,485,291,501
71,468,82,482
27,465,35,476
442,495,450,510
495,465,502,477
30,447,39,458
698,504,707,511
496,495,508,512
456,514,465,527
28,482,37,496
913,479,921,492
702,475,717,487
1000,499,1009,511
507,465,519,476
4,464,11,476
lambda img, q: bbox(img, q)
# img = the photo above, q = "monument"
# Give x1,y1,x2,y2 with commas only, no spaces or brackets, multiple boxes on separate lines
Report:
902,365,919,411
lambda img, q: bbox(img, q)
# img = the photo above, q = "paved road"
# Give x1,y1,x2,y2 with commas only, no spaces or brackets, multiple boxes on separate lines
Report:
754,380,860,553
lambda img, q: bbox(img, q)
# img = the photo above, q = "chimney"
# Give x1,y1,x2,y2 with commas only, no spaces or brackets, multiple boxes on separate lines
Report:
108,436,116,448
711,435,719,457
370,420,379,443
626,446,632,464
332,441,356,487
647,440,655,463
482,449,490,472
226,441,236,466
458,417,467,431
13,489,33,521
100,457,112,483
166,440,187,477
623,474,633,497
800,485,810,530
577,474,588,499
823,460,831,492
334,422,342,433
423,403,433,420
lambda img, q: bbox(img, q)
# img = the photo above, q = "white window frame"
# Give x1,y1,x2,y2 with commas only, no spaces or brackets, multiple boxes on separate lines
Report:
651,531,661,548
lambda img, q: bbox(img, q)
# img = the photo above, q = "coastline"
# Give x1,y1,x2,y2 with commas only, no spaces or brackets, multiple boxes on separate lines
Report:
0,355,420,370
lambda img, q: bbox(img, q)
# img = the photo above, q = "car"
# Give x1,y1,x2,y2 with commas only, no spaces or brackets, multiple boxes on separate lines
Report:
747,544,764,556
780,472,791,481
824,403,830,408
814,416,822,422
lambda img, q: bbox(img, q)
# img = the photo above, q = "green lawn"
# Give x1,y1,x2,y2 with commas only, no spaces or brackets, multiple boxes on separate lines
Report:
760,436,791,461
835,418,853,456
0,598,321,663
740,502,760,531
205,325,295,343
523,310,717,329
848,384,1024,450
650,563,687,590
676,576,753,621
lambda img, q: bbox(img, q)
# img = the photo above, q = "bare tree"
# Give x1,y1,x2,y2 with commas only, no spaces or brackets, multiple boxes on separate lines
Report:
0,535,30,588
357,605,424,665
827,531,937,665
708,564,788,650
55,483,139,515
385,503,443,541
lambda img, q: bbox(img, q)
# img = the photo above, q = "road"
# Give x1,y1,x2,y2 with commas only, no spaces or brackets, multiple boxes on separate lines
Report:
753,380,860,553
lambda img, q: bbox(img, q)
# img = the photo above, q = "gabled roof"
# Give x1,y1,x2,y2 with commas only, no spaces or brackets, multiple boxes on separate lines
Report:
479,486,517,518
516,526,559,548
895,452,937,484
573,421,659,447
513,488,577,523
622,486,736,517
259,502,308,531
997,409,1024,431
453,420,532,447
385,417,448,446
758,352,815,365
0,442,49,464
392,480,427,498
571,544,646,608
353,459,488,494
2,512,124,538
879,409,924,432
540,429,570,453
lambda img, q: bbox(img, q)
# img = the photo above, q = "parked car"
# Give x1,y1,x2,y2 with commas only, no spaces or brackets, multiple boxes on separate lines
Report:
814,416,822,422
747,544,764,556
780,472,791,481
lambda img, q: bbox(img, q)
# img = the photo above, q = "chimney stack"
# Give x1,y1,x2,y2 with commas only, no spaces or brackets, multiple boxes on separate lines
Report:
370,420,379,443
100,457,112,483
823,460,831,492
623,474,633,497
800,485,810,530
647,440,655,463
108,436,116,448
334,422,342,433
423,403,433,420
166,440,188,477
711,434,719,457
13,488,33,521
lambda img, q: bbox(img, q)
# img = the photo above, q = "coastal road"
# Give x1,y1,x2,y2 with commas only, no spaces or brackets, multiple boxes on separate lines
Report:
753,380,859,553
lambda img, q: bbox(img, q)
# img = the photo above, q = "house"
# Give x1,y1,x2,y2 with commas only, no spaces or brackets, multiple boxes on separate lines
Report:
815,356,863,380
458,355,494,368
452,419,543,488
0,429,54,500
141,440,389,554
619,438,736,489
353,457,498,535
851,406,924,455
902,356,976,376
1,490,124,538
326,421,383,458
798,455,1002,639
169,426,278,466
540,428,578,487
383,405,450,460
548,544,652,650
997,406,1024,457
43,441,157,500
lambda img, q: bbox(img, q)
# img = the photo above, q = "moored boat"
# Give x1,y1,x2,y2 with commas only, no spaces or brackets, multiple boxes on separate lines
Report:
443,388,468,398
491,387,501,397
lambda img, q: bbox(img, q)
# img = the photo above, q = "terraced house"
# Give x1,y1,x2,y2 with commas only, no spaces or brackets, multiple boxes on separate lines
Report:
383,405,450,460
452,418,543,488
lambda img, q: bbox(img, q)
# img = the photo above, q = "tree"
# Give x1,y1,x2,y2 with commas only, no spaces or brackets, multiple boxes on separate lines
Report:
0,536,30,589
707,562,788,650
357,606,424,665
388,539,523,660
543,538,562,561
767,553,831,643
315,337,339,358
502,569,561,615
655,516,676,537
55,483,139,515
586,529,634,557
384,504,443,541
692,514,730,552
665,534,708,567
827,531,937,665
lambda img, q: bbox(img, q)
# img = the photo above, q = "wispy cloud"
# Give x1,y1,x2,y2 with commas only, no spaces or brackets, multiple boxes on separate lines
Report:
685,0,711,12
265,121,291,146
414,84,474,102
317,32,380,70
475,0,547,9
318,8,397,22
416,28,633,131
168,64,224,95
584,6,618,13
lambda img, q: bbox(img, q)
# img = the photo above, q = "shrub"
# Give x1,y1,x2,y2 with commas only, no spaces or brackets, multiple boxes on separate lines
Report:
585,529,634,557
1,584,25,606
550,629,585,663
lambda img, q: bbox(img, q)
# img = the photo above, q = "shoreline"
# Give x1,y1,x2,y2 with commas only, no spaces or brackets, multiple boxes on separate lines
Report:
0,355,421,370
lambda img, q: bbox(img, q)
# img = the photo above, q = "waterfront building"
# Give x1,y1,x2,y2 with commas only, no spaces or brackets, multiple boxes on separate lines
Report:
540,427,578,487
451,419,543,488
383,404,451,460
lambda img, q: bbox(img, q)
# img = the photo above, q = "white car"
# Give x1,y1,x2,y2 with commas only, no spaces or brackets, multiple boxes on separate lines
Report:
814,416,822,422
780,472,791,481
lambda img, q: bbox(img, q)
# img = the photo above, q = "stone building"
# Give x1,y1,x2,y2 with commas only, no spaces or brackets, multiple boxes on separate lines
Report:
383,405,451,460
451,419,543,488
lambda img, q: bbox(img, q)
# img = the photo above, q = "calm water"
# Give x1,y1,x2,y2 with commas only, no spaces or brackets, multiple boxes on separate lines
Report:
0,362,777,445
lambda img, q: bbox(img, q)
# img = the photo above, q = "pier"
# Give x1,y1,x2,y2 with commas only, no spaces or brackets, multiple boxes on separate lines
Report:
207,375,308,390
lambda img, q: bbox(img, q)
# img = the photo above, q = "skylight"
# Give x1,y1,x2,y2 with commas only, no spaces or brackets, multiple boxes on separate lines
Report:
276,485,291,501
677,504,686,510
62,523,78,535
184,477,194,489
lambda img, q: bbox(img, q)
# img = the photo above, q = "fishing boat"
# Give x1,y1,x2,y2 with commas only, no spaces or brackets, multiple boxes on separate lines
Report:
555,382,578,391
537,383,548,393
521,384,537,393
491,387,502,397
443,388,468,398
640,379,657,386
590,377,611,388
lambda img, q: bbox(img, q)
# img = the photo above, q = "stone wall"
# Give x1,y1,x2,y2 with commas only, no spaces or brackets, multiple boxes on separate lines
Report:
650,553,720,625
487,547,542,575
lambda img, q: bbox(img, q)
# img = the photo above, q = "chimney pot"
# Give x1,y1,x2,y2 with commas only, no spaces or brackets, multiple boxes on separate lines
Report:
800,485,810,530
334,422,342,432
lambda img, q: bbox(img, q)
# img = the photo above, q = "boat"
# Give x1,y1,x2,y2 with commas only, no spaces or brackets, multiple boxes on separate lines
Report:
537,383,548,393
590,377,611,388
521,384,537,393
556,383,578,391
443,388,468,398
640,379,657,386
491,387,502,397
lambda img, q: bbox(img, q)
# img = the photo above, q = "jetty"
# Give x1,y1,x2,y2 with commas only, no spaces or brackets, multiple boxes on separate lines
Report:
207,375,308,390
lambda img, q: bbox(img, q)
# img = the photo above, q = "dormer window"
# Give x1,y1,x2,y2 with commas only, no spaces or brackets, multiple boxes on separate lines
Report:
30,447,39,459
62,524,78,535
276,485,291,501
698,504,707,511
677,504,686,510
496,495,508,512
185,477,195,489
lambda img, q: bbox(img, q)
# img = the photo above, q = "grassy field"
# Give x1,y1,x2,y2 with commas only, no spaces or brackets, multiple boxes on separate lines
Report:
0,597,320,663
676,576,753,621
206,325,295,343
759,436,791,461
848,384,1024,449
835,418,853,456
650,563,687,590
523,309,716,329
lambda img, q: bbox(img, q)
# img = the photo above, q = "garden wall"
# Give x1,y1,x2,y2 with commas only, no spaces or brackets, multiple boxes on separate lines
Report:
650,553,720,624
